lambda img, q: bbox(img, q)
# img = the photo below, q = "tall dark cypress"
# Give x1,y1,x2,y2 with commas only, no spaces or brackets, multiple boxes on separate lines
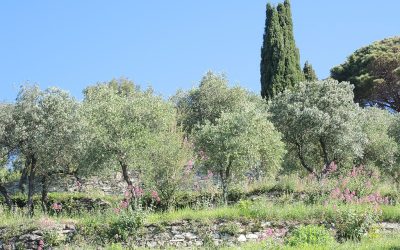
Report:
260,0,302,99
303,61,318,81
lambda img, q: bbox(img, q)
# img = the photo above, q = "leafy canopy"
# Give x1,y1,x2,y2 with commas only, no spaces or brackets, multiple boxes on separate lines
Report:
269,79,365,175
331,36,400,111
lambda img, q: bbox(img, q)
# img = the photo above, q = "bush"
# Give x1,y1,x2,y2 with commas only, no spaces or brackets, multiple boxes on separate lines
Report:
219,222,240,236
334,207,379,241
108,211,144,242
286,224,334,246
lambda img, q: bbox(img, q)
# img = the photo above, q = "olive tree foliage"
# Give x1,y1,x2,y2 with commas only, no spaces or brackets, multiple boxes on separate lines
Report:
269,80,366,178
194,105,286,204
388,114,400,185
173,71,252,134
0,103,16,210
360,107,398,172
142,130,193,207
8,85,80,215
80,79,181,189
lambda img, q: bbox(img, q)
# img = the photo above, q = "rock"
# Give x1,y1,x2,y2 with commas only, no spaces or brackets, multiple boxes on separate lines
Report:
31,230,43,236
246,233,258,240
261,221,272,227
237,234,247,242
170,239,185,243
173,234,185,240
19,234,42,241
212,233,221,239
64,224,76,231
146,241,157,248
381,222,400,231
183,232,197,240
195,240,203,246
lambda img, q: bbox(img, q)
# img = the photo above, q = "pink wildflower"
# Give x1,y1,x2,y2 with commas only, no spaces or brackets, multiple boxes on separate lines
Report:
206,170,214,179
120,199,129,209
51,203,62,212
151,190,161,202
38,239,44,250
133,186,144,197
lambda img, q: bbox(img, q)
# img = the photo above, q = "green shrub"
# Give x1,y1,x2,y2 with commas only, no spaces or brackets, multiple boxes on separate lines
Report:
335,207,379,241
273,174,298,193
108,211,144,242
286,224,334,246
43,230,66,246
219,222,240,235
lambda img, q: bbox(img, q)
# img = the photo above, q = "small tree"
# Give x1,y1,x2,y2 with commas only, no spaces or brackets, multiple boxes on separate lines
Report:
0,103,15,210
142,130,193,208
269,80,366,178
4,85,80,215
303,61,318,81
361,107,397,171
194,107,285,204
81,79,177,192
173,71,251,134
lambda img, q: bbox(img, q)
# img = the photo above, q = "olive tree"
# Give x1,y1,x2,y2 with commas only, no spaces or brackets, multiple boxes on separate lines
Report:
11,85,80,215
194,106,285,204
173,71,252,134
81,79,178,189
0,103,15,209
361,107,398,171
142,130,193,207
269,79,366,178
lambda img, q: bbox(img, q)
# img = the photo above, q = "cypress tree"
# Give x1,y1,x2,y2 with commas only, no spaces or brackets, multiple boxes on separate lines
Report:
260,0,303,99
303,61,318,81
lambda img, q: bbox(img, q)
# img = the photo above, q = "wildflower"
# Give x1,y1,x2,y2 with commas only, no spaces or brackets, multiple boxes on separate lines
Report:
51,203,62,212
114,207,121,214
330,187,341,199
120,199,129,209
327,161,338,174
151,190,161,202
124,190,132,199
206,170,214,180
265,228,274,236
184,163,193,175
260,228,274,241
133,186,144,197
38,240,44,250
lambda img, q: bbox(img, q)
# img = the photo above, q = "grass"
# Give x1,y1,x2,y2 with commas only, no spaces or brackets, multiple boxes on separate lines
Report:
222,233,400,250
146,200,400,224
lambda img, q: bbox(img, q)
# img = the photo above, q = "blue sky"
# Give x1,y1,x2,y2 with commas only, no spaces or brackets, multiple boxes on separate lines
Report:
1,1,399,102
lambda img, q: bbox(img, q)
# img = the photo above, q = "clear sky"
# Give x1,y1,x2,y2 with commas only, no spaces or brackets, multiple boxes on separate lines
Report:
1,1,399,102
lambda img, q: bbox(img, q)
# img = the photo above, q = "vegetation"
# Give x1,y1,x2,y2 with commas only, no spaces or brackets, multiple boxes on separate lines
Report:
331,36,400,111
269,79,365,176
260,0,303,99
1,0,399,249
303,61,318,81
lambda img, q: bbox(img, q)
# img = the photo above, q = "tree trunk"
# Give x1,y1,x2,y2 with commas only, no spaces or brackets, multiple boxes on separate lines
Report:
219,169,229,206
18,158,31,193
294,141,314,175
221,180,228,205
41,176,48,213
27,155,37,217
0,183,12,210
119,160,132,186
